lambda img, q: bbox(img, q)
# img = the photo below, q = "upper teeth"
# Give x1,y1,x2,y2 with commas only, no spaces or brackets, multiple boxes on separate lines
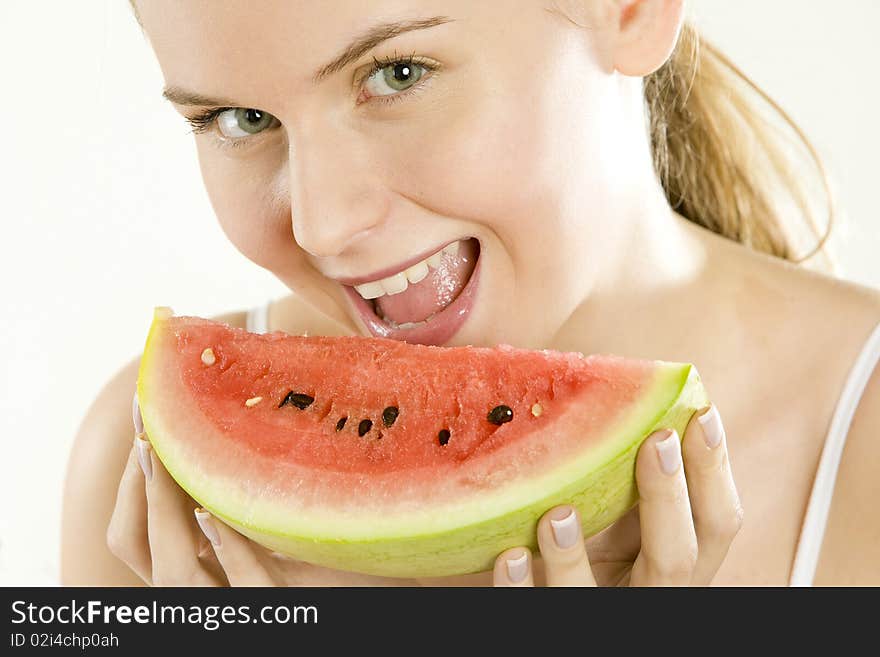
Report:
353,241,460,300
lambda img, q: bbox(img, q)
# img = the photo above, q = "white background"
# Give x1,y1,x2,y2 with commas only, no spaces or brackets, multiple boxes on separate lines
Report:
1,1,878,585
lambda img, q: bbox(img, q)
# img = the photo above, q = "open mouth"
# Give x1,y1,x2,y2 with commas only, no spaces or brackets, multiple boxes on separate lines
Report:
341,238,481,346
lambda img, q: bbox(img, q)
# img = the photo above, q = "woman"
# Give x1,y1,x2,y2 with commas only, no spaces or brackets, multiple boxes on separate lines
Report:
62,0,880,586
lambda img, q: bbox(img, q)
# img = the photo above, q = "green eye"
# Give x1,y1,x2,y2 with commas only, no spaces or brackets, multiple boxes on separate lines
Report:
217,108,278,138
365,61,427,96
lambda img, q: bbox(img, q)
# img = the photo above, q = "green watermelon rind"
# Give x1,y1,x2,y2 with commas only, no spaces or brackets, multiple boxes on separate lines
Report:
140,312,708,578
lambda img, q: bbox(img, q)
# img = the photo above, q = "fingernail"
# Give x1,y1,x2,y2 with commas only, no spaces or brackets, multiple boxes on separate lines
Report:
135,434,152,481
195,508,221,547
655,429,681,475
549,507,579,549
132,391,144,434
697,404,723,449
506,550,529,583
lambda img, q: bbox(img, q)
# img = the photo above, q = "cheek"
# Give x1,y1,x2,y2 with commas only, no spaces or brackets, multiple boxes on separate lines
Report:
384,64,614,262
196,142,305,277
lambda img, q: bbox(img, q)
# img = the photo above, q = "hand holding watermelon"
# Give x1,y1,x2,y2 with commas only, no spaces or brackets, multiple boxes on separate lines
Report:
492,404,742,586
108,309,741,585
108,423,410,586
111,395,740,586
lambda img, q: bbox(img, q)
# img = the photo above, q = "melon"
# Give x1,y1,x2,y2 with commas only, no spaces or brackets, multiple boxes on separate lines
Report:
137,307,708,578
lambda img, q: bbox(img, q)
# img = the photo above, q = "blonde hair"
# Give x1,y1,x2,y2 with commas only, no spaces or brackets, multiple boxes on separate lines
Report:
645,23,835,268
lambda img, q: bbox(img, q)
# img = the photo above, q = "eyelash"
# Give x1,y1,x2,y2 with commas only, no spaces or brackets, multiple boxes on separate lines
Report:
184,110,222,135
183,53,437,138
359,52,437,104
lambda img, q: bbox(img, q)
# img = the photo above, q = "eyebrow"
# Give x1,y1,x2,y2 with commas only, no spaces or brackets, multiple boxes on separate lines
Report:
162,88,236,107
312,16,453,82
162,16,453,108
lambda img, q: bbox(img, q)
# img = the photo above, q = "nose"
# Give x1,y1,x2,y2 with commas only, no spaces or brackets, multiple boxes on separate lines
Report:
286,120,389,258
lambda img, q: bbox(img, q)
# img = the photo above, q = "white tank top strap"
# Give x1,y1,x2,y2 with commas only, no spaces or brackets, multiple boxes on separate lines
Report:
245,300,272,335
789,319,880,586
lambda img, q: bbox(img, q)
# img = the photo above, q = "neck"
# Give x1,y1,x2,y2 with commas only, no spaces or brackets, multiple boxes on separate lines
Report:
554,184,715,358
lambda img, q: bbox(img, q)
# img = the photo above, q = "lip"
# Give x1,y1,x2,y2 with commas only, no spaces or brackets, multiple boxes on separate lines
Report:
334,240,463,287
342,241,481,346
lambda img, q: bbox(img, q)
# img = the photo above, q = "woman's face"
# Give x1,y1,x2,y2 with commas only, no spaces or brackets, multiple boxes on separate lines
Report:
138,0,653,348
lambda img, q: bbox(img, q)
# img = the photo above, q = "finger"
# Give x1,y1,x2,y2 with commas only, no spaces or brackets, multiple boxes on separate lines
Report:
493,548,534,587
195,509,275,586
682,405,743,585
143,439,217,586
536,506,597,587
106,437,152,583
630,429,698,586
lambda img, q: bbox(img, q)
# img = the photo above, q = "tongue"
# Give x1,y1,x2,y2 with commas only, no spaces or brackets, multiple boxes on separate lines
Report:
375,239,478,325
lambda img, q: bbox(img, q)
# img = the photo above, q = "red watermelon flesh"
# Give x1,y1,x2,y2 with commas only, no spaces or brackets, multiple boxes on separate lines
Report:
138,308,708,577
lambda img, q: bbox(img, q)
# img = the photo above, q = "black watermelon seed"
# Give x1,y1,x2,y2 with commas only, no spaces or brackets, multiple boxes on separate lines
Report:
382,406,399,427
488,405,514,425
438,429,451,446
358,419,373,437
279,391,315,410
335,417,348,431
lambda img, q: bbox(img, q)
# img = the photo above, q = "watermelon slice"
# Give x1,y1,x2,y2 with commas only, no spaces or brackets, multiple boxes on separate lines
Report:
137,307,708,578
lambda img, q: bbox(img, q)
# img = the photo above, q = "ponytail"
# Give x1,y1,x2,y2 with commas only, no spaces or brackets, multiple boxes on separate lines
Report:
645,23,835,268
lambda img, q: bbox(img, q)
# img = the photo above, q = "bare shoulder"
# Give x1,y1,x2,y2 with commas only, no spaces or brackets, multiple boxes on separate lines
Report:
758,258,880,584
810,284,880,585
705,242,880,584
812,352,880,585
770,260,880,388
714,246,880,419
741,245,880,334
729,248,880,382
60,309,247,585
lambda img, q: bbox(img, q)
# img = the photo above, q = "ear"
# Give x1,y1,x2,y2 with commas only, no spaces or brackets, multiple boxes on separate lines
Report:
612,0,685,76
